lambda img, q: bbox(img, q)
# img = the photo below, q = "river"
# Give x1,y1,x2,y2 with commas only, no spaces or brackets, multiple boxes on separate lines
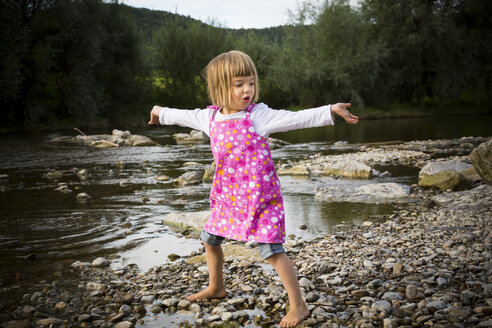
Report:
0,114,490,315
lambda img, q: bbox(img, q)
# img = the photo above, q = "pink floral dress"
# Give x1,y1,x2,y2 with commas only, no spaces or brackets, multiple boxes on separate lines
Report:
203,104,286,244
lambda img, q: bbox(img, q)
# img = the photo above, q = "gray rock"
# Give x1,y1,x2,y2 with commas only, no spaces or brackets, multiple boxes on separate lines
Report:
119,304,131,316
470,139,492,184
71,261,92,269
372,300,392,313
322,160,372,179
140,295,155,304
77,314,91,322
277,165,311,176
173,130,208,144
175,171,203,187
383,318,395,328
426,301,447,312
419,170,467,190
162,210,210,231
162,297,180,307
355,182,410,200
177,299,190,309
91,257,109,267
151,305,162,313
299,277,312,288
419,160,472,175
76,192,91,202
189,303,201,313
114,292,134,304
381,292,402,301
221,312,234,321
115,321,134,328
352,289,370,298
112,129,131,139
445,306,471,321
306,292,320,302
406,285,418,301
129,134,159,146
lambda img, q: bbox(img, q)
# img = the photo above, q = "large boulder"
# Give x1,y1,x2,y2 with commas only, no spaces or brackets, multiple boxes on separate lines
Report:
322,160,372,179
418,170,467,190
418,160,473,190
470,139,492,184
162,211,210,231
315,182,410,203
419,160,472,176
354,182,410,200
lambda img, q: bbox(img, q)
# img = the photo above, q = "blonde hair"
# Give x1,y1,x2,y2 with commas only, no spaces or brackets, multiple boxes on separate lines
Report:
205,51,259,107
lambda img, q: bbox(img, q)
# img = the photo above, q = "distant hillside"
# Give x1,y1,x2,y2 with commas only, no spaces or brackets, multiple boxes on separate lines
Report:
121,4,291,43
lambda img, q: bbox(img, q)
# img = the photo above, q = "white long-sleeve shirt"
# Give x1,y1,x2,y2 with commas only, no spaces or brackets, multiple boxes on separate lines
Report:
158,103,334,138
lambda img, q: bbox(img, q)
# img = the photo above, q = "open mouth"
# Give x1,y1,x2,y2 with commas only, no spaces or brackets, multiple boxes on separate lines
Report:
242,96,251,103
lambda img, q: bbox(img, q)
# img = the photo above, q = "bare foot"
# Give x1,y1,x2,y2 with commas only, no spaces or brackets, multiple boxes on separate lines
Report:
187,286,226,302
279,305,310,327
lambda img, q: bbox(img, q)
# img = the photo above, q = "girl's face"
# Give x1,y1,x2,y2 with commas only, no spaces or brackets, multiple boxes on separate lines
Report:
223,75,255,114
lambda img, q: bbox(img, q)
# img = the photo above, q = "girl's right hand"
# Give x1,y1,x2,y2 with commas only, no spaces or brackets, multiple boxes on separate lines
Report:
148,106,162,125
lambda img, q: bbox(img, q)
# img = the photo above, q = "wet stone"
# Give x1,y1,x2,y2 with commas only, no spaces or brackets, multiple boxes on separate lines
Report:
352,289,370,298
406,285,418,301
372,300,392,314
115,322,134,328
77,314,91,322
382,292,402,301
114,292,134,304
140,295,155,304
119,304,131,316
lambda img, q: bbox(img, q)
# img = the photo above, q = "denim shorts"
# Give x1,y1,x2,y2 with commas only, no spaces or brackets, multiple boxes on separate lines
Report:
200,230,285,260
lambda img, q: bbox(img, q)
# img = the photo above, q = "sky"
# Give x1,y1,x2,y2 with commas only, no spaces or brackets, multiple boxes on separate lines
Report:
122,0,305,29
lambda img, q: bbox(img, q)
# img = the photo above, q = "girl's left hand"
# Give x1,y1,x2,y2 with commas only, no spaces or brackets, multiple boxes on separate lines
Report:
148,106,162,125
332,103,359,124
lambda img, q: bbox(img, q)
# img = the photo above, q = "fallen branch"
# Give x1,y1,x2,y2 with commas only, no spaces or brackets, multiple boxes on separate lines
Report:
74,128,87,137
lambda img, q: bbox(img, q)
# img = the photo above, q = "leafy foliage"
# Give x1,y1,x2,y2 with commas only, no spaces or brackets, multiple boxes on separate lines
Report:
0,0,490,130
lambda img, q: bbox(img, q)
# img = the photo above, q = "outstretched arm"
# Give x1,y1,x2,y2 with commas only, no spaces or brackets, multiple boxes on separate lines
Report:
331,103,359,124
148,105,211,134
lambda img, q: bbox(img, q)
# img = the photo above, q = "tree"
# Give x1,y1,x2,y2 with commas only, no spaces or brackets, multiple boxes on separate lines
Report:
153,19,230,108
275,0,388,107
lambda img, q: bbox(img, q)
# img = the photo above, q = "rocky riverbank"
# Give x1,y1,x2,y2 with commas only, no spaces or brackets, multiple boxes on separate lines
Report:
3,182,491,328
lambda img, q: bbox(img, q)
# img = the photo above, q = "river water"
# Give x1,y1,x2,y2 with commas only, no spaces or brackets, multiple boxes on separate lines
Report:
0,115,490,312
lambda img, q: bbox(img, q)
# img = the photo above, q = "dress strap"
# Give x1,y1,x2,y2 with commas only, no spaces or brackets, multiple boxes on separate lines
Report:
207,105,220,121
245,103,256,116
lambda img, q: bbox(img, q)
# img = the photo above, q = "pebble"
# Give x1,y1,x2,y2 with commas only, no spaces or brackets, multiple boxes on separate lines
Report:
119,304,131,316
372,300,392,313
91,257,109,267
382,292,403,301
115,322,134,328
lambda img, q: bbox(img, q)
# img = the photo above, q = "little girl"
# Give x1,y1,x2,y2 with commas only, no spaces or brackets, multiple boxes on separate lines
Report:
149,50,358,327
